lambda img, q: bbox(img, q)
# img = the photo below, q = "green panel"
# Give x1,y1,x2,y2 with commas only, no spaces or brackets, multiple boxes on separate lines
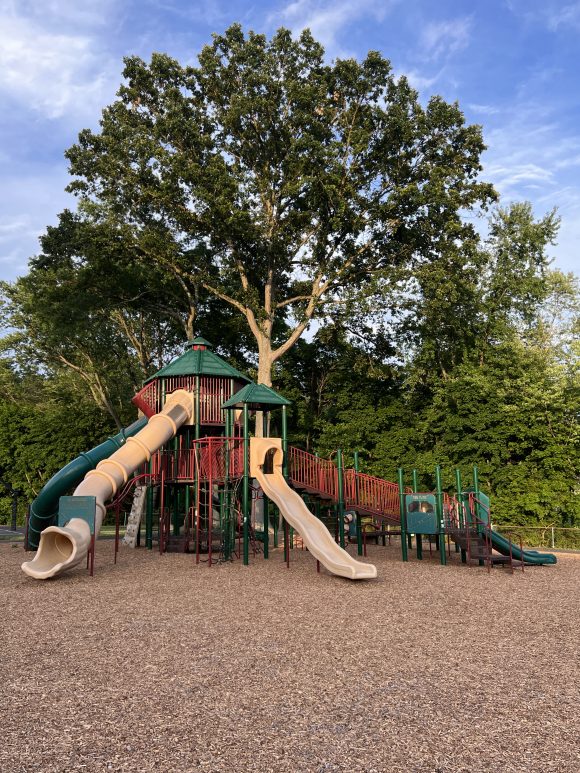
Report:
405,493,438,534
57,496,96,534
461,488,490,525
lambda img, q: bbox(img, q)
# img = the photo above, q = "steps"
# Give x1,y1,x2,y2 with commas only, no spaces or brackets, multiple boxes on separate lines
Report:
449,527,491,561
122,485,147,548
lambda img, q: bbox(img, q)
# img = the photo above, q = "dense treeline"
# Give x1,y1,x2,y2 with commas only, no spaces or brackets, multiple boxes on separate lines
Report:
0,25,578,528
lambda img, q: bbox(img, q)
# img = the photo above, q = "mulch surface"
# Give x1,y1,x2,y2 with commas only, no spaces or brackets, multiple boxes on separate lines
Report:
1,540,579,772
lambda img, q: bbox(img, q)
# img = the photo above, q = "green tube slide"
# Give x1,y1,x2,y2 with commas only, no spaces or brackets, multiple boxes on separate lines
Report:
490,530,557,565
26,417,148,550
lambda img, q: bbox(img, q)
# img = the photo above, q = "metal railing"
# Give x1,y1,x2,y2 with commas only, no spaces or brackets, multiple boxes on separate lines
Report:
492,525,580,550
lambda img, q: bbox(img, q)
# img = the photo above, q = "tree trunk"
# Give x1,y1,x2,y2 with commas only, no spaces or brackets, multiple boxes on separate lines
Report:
255,339,274,438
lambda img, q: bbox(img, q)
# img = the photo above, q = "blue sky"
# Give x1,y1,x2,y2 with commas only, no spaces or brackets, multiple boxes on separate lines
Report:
1,0,579,282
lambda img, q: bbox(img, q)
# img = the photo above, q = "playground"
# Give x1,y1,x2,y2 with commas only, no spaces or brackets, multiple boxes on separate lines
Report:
2,540,579,772
7,337,577,771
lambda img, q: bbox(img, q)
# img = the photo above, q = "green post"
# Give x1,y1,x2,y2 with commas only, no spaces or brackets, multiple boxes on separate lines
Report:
224,410,232,561
412,468,422,560
435,465,447,566
263,493,269,560
195,375,201,440
398,468,408,562
408,467,415,554
173,437,180,536
473,465,481,525
273,504,279,547
262,410,269,559
354,451,363,556
473,465,483,566
456,468,466,563
243,403,250,566
337,449,345,549
281,405,288,479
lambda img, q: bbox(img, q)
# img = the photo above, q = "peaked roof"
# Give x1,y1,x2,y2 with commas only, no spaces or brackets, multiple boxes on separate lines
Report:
222,382,292,409
145,340,252,383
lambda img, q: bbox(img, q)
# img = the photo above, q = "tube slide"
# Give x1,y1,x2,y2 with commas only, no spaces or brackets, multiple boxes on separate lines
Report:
250,438,377,580
26,416,148,551
490,530,557,565
22,390,193,580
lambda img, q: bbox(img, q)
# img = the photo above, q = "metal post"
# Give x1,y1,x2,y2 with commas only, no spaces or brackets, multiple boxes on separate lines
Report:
263,493,269,560
195,375,201,440
398,468,408,562
473,465,483,566
354,451,363,556
262,409,269,559
243,403,250,566
146,462,153,549
412,468,422,560
455,468,466,564
224,411,232,561
281,405,288,479
435,465,446,566
337,449,345,549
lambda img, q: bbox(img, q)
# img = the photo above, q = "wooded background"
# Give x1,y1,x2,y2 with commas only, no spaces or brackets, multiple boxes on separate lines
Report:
1,27,578,529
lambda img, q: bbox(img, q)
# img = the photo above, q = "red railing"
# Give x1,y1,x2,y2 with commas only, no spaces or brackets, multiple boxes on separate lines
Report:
288,447,338,500
344,469,400,520
132,377,246,424
151,437,244,482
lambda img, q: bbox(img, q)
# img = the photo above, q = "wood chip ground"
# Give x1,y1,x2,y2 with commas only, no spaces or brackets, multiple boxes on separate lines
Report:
1,540,579,772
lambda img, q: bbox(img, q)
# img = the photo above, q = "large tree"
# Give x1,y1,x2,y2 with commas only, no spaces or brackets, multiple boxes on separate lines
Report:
64,24,495,385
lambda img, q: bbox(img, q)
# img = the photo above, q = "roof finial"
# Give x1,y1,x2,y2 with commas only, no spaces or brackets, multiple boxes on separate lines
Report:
186,336,212,351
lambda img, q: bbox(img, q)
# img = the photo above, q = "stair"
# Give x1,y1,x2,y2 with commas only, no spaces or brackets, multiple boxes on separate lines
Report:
122,485,147,548
448,527,491,561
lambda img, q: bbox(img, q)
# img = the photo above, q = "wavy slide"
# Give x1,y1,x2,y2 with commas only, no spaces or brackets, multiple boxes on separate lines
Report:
22,390,193,580
251,438,377,580
490,530,557,565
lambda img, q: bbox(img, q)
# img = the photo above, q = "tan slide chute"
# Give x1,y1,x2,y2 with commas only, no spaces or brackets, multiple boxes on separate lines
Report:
22,390,193,580
251,438,377,580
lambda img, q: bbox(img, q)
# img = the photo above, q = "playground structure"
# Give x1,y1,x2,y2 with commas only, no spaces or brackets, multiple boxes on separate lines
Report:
21,337,556,580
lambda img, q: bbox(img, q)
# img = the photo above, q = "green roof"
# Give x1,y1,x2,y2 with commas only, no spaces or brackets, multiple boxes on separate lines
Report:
222,383,292,409
145,341,252,383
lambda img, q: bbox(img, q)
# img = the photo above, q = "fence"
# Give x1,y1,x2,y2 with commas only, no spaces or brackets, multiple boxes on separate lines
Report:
492,525,580,551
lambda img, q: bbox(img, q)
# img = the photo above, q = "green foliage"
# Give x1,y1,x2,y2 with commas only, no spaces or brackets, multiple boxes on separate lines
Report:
0,368,115,523
0,27,576,536
62,24,494,383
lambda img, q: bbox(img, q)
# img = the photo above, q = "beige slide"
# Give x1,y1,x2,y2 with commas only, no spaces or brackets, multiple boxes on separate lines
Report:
251,438,377,580
22,390,194,580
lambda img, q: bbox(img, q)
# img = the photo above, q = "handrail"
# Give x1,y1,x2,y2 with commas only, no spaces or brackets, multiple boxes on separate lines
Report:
288,447,338,500
344,469,401,520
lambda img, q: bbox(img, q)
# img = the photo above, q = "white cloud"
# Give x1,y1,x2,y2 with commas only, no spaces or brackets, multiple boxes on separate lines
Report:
0,167,74,281
547,3,580,31
397,68,440,92
0,1,119,120
480,103,580,274
271,0,394,57
421,17,472,60
468,103,501,116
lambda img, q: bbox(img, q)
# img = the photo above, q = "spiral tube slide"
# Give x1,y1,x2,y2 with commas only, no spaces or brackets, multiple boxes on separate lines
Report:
251,438,377,580
26,416,148,551
22,390,193,580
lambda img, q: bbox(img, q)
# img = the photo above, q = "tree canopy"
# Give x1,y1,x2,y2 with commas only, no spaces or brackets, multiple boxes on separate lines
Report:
64,24,495,383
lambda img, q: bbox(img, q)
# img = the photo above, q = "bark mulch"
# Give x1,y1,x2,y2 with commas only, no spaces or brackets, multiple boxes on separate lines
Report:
1,540,578,772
